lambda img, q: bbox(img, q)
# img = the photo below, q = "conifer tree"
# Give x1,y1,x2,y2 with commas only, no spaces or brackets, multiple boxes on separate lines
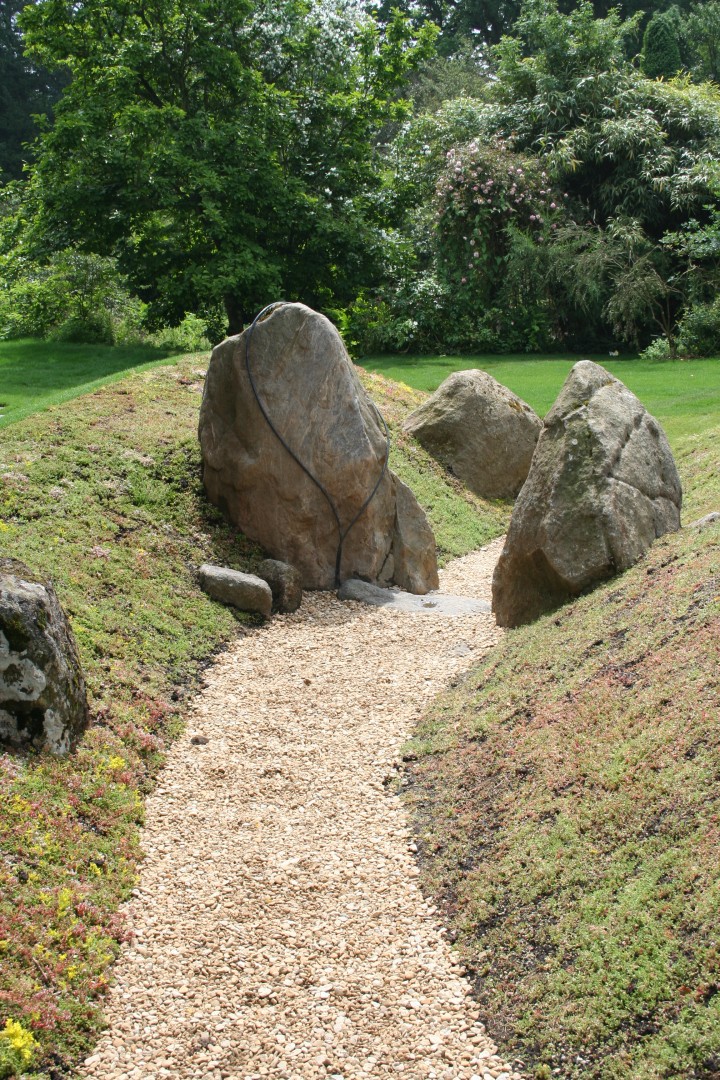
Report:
641,11,682,79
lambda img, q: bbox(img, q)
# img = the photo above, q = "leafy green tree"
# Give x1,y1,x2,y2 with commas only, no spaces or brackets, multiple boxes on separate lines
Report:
374,0,680,51
365,0,720,352
684,1,720,83
641,11,682,78
550,217,686,350
482,0,720,345
375,0,524,49
0,0,66,179
408,43,489,112
21,0,435,333
480,1,720,233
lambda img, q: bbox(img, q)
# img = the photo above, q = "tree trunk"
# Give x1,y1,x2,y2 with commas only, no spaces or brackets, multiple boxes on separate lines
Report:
224,294,245,336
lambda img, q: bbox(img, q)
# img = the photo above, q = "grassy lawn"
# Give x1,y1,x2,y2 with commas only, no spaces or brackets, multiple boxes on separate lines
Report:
361,354,720,443
0,339,180,429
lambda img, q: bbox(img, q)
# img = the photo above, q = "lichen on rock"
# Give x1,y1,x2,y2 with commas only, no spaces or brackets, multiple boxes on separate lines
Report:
0,558,88,754
492,360,682,627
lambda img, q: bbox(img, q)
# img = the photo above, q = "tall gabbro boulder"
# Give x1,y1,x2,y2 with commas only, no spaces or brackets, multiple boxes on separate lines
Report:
0,559,89,754
198,303,439,593
492,360,682,627
402,369,542,500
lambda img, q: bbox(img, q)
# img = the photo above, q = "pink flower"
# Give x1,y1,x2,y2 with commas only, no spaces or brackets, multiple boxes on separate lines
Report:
550,202,557,209
461,277,467,283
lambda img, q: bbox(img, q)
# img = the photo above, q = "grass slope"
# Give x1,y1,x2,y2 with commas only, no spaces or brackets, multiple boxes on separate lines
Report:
0,339,177,430
403,434,720,1080
0,355,501,1077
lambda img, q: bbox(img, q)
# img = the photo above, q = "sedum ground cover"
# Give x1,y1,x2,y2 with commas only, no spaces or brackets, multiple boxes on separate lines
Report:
0,354,503,1077
403,426,720,1079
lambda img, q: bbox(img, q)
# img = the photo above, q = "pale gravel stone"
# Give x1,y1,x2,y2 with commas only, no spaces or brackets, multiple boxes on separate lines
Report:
81,537,523,1080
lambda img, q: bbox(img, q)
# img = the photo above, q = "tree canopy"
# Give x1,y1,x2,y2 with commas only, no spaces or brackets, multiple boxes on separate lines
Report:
20,0,435,332
641,10,682,79
4,0,720,354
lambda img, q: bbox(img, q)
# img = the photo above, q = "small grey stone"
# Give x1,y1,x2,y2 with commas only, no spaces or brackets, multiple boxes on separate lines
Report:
257,559,303,614
198,564,272,617
690,511,720,530
338,579,490,617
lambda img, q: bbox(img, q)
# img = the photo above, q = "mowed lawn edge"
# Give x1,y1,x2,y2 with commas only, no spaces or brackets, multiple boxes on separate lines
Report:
0,339,183,430
361,354,720,444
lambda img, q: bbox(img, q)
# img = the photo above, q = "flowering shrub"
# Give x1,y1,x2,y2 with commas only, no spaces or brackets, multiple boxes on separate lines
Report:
435,140,565,307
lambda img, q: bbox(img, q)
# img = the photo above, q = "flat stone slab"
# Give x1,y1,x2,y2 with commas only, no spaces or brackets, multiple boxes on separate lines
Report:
338,578,491,616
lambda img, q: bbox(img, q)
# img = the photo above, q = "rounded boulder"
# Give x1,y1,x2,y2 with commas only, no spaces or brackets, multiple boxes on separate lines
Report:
402,369,542,500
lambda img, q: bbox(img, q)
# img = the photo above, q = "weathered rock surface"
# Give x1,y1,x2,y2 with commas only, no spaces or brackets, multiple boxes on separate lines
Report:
198,564,272,617
492,360,682,627
338,578,491,616
257,559,303,614
0,558,88,754
198,303,439,593
403,369,542,499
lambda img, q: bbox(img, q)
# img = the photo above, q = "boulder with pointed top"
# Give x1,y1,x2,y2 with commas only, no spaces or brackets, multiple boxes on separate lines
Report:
198,303,439,593
492,360,682,627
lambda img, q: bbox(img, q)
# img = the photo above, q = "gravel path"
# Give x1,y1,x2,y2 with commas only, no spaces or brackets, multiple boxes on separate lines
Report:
82,538,523,1080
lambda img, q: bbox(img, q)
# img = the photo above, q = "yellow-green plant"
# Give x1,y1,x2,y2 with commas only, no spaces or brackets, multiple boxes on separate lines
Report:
0,1019,38,1078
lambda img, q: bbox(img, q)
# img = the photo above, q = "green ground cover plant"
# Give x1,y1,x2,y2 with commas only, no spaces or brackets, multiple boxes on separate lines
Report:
362,354,720,442
403,421,720,1078
0,353,504,1077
